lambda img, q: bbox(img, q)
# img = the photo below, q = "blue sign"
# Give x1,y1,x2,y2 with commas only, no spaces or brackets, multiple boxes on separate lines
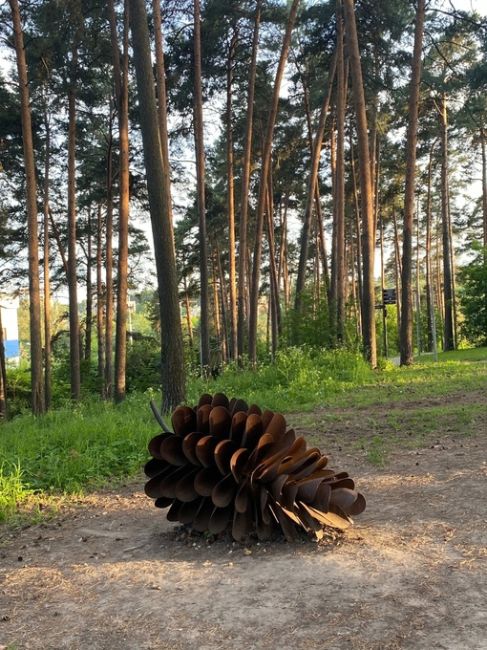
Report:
4,339,20,358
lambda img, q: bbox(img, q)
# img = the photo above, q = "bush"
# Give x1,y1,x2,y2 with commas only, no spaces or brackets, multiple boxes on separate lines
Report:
0,392,155,500
459,248,487,346
126,338,161,392
188,346,374,412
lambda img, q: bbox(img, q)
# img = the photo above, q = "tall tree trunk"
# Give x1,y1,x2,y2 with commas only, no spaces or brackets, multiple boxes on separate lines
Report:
481,128,487,249
349,219,360,337
392,211,402,333
350,131,363,330
96,205,105,386
226,29,238,360
399,0,425,366
266,175,281,354
439,93,454,351
193,0,210,371
129,0,186,411
267,162,281,335
85,212,93,363
9,0,44,414
104,114,114,398
335,0,346,342
237,0,262,358
215,246,229,364
280,195,291,309
415,200,422,354
294,50,336,311
0,308,7,419
330,123,337,324
48,208,68,277
43,109,52,410
211,255,223,366
316,198,330,293
248,0,301,363
434,209,444,348
114,0,130,403
446,182,458,347
67,46,81,400
183,281,194,349
343,0,377,367
152,0,174,241
298,57,333,303
425,142,435,352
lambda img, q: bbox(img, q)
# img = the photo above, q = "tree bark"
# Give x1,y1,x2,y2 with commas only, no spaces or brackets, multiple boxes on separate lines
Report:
152,0,174,241
425,142,435,352
42,109,52,409
215,245,229,364
85,211,93,363
482,128,487,249
104,114,114,398
211,255,223,366
439,93,454,351
129,0,185,411
96,205,105,387
114,0,130,403
183,281,194,349
237,0,261,358
294,50,336,311
267,162,281,335
226,29,238,360
343,0,377,367
9,0,44,414
392,211,402,333
335,0,346,342
350,130,363,330
279,195,291,309
48,208,68,277
248,0,301,363
67,46,82,401
0,308,7,419
193,0,210,371
399,0,425,366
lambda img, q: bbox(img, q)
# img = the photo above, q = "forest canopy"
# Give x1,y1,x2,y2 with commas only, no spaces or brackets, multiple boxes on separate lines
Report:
1,0,486,416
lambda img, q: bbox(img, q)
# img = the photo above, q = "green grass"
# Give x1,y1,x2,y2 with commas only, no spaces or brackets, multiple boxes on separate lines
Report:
0,345,486,523
188,347,374,411
326,351,487,409
0,463,34,523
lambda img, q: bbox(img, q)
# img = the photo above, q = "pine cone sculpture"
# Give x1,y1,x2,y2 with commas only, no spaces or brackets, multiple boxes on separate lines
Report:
144,393,366,542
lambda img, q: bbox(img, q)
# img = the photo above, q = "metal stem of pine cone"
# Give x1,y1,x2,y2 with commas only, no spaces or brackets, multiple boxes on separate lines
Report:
144,393,366,542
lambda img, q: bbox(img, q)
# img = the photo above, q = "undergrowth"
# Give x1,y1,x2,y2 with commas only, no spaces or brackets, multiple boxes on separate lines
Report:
0,345,485,523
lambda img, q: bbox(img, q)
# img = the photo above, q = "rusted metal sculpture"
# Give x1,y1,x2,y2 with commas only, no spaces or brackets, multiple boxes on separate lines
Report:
145,393,366,542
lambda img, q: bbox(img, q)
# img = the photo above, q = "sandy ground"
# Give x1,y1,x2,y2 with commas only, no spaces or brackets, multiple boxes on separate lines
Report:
1,420,486,649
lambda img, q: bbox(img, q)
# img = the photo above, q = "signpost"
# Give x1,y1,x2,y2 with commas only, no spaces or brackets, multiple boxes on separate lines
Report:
382,288,396,305
375,289,396,359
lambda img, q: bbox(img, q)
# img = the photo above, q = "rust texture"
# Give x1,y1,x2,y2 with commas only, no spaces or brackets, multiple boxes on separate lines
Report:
144,393,366,541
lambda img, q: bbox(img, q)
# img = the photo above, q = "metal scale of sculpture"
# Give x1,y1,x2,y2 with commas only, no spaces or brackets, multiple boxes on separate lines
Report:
144,393,366,542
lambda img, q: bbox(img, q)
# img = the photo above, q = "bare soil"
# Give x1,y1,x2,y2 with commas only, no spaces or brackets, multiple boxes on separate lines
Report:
1,404,486,650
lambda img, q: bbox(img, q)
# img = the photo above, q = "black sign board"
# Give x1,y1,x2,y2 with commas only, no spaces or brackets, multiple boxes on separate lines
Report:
382,288,396,305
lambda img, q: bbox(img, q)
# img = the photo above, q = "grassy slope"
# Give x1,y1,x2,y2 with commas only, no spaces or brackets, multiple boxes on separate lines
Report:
0,347,486,523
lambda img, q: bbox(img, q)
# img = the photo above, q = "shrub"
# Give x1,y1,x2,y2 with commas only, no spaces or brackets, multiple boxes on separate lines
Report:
459,248,487,346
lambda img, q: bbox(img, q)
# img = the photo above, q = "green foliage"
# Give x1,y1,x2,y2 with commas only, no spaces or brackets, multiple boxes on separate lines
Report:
126,338,161,392
0,463,33,523
1,346,486,523
188,347,373,412
282,292,333,348
459,248,487,346
0,393,155,502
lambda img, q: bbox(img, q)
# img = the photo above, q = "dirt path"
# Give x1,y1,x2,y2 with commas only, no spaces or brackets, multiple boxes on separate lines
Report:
1,429,486,649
